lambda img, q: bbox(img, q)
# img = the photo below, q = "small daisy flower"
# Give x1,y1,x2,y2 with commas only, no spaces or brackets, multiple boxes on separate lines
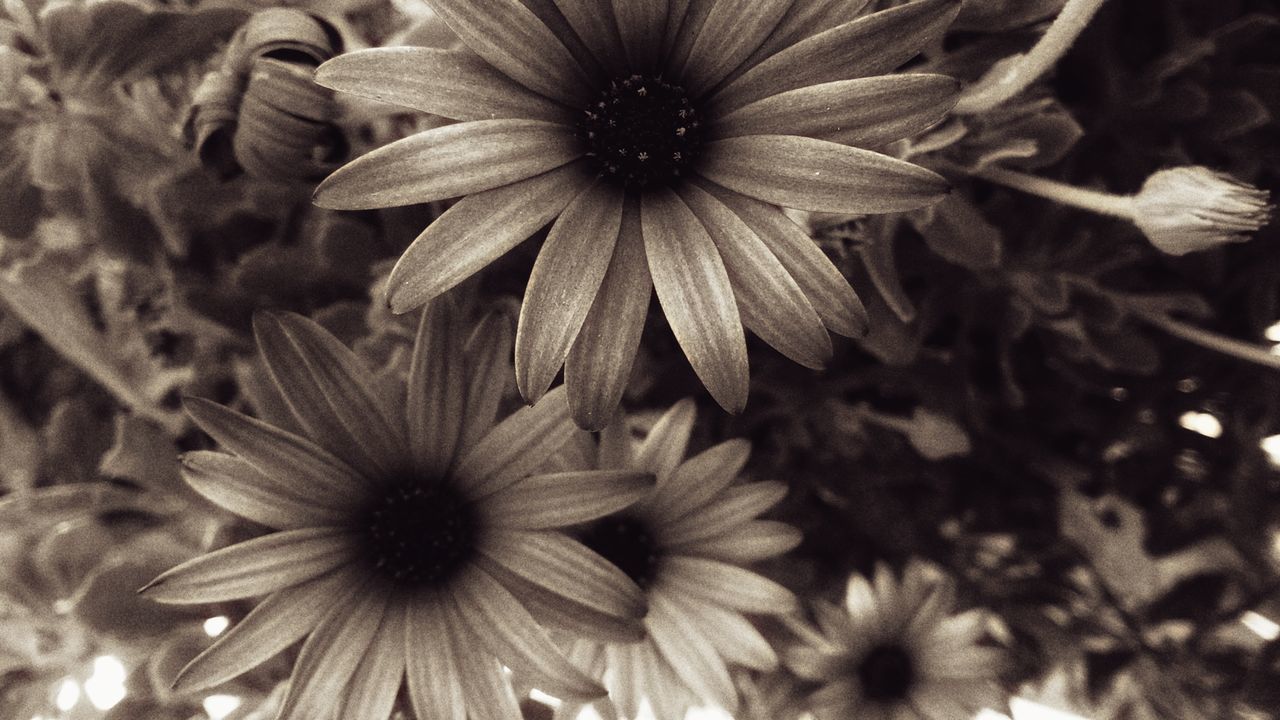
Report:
556,399,803,719
787,560,1005,720
142,300,655,720
313,0,961,427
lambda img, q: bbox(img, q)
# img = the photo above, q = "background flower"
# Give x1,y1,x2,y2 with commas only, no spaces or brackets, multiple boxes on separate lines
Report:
553,399,802,720
143,300,654,720
787,560,1005,720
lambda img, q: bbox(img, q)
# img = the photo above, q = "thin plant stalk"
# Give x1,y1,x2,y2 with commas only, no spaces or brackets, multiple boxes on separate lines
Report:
974,165,1136,220
954,0,1110,114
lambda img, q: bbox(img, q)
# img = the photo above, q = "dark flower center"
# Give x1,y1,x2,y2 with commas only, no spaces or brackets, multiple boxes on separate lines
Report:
578,74,702,189
577,514,662,589
857,644,916,702
358,479,476,589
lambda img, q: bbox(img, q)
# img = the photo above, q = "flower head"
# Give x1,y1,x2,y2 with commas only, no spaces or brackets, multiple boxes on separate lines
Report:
787,560,1004,720
555,399,802,719
143,300,655,720
314,0,960,427
1132,166,1273,256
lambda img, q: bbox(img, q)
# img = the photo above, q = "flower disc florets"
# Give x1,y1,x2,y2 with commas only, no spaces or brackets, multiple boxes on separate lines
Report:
360,478,476,588
856,644,915,701
577,513,662,589
579,74,703,189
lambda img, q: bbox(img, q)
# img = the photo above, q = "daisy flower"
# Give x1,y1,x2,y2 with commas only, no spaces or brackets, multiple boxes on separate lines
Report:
313,0,961,427
554,399,803,719
141,300,656,720
786,560,1005,720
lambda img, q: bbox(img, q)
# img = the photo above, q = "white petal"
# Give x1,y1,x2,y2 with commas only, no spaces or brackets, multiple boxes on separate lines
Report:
142,528,355,604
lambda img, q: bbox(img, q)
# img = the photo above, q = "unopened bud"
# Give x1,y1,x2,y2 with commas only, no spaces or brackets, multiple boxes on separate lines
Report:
1132,167,1272,256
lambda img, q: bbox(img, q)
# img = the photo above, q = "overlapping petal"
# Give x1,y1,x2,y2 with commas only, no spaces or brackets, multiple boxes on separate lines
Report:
647,591,738,710
386,162,593,312
173,570,358,692
673,520,802,562
642,189,748,412
745,0,873,68
479,530,647,619
563,199,652,430
633,397,697,481
459,311,516,451
180,451,348,529
711,74,960,149
712,0,962,112
277,581,388,720
612,0,667,70
141,527,355,603
483,470,655,529
678,0,792,95
254,311,406,480
407,298,467,475
642,438,750,519
679,182,831,368
658,555,798,613
427,0,594,104
450,568,606,700
699,135,949,214
517,182,624,402
341,601,407,720
315,47,569,122
405,600,467,720
661,480,790,544
183,397,366,506
455,385,577,499
553,0,627,74
695,180,868,336
314,119,580,210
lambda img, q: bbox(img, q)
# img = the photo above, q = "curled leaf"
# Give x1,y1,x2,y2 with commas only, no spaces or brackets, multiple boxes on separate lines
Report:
184,9,346,182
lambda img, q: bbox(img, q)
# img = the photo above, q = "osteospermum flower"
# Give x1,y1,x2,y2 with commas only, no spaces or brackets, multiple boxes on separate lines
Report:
313,0,960,427
554,399,803,719
787,561,1004,720
141,301,656,720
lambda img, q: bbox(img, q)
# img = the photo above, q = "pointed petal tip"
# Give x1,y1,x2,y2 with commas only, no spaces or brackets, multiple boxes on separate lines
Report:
695,368,747,415
516,378,550,407
384,257,443,316
311,172,361,211
571,410,610,433
312,57,337,88
671,396,697,417
249,309,282,340
171,661,212,694
385,285,422,316
513,336,557,407
827,296,871,340
180,394,212,415
711,386,748,416
137,577,162,595
310,181,332,209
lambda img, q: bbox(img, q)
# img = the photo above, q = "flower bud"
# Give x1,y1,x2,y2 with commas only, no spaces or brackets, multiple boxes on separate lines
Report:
1132,166,1273,255
184,9,346,182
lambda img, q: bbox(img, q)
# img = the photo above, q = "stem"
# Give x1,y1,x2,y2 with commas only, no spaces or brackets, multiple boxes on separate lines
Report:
954,0,1110,114
976,165,1137,220
1137,311,1280,371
